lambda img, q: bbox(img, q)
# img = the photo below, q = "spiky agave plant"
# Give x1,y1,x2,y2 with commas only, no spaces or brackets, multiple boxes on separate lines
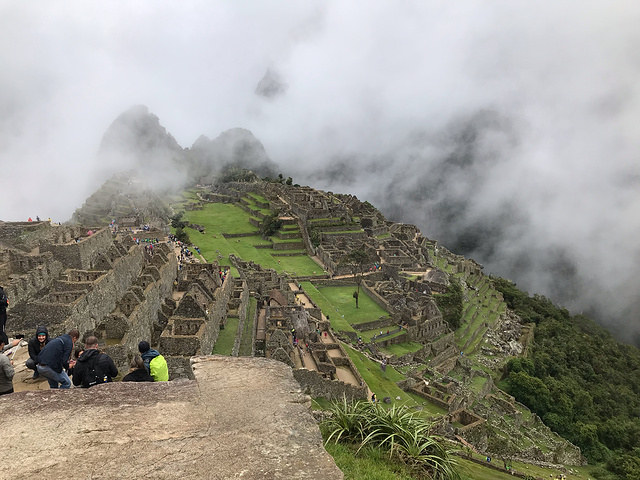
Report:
362,404,460,479
322,400,460,479
392,425,460,480
359,403,417,454
322,397,376,446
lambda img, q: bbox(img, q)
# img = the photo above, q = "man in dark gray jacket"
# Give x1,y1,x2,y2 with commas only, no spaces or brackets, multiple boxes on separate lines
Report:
37,329,79,389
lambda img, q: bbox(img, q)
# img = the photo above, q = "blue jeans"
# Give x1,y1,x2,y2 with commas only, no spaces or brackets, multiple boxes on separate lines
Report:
37,365,71,389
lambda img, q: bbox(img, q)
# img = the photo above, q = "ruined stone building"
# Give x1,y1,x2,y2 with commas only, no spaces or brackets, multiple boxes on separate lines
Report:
0,221,234,378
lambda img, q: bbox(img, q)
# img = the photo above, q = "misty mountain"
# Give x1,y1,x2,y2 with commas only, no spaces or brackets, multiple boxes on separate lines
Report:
97,106,277,188
70,171,171,226
84,104,639,346
98,105,190,191
189,128,278,183
255,68,287,99
99,105,185,165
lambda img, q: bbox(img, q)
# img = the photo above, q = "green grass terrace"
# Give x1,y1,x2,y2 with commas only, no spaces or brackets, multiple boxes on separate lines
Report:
181,202,322,276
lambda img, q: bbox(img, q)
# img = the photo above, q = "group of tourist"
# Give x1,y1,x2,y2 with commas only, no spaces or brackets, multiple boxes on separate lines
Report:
1,320,169,394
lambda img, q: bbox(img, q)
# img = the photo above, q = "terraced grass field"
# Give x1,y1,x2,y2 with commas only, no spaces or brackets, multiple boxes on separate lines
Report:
212,316,239,355
181,202,322,276
307,285,389,325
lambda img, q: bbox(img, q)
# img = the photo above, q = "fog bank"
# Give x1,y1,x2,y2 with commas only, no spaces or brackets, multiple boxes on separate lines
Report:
1,1,639,340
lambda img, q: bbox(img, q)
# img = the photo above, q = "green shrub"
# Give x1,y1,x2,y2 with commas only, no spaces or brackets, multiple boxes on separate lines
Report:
322,398,460,479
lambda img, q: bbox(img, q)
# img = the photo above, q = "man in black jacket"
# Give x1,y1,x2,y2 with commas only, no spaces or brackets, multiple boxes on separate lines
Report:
25,325,49,379
72,336,118,388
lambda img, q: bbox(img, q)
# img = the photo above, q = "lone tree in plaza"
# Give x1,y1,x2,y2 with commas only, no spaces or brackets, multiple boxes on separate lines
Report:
340,250,369,308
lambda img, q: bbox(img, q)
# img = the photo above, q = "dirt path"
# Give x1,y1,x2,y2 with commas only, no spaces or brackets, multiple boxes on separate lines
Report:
330,270,379,280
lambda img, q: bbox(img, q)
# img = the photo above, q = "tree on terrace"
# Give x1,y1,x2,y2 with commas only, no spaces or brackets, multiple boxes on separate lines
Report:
339,250,369,308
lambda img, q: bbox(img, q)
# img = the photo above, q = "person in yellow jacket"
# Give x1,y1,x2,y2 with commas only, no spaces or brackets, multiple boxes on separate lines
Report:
138,341,169,381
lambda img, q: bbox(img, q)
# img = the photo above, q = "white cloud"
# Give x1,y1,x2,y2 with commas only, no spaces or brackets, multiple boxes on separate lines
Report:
1,1,639,338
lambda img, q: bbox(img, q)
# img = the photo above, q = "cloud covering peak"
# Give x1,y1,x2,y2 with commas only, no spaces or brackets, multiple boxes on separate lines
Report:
1,1,640,341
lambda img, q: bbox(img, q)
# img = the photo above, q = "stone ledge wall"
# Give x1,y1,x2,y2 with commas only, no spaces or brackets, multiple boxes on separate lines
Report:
272,241,304,251
293,368,367,401
41,228,113,270
352,317,396,332
166,355,196,380
409,387,450,410
361,281,394,312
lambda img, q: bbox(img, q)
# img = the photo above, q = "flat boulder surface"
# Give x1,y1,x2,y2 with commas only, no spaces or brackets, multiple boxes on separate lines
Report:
0,356,343,480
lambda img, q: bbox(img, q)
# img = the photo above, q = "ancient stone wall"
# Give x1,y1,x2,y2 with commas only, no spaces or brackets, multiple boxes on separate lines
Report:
297,218,314,255
23,243,147,334
293,368,367,401
1,255,66,329
0,221,52,251
102,248,177,370
373,332,409,348
361,280,394,312
410,386,450,410
41,228,113,270
353,317,396,332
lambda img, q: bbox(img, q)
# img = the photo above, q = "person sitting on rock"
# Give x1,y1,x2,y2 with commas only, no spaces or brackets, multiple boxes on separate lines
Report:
0,334,15,395
122,355,154,382
138,341,169,382
25,325,49,379
72,336,118,388
37,329,79,389
67,346,84,377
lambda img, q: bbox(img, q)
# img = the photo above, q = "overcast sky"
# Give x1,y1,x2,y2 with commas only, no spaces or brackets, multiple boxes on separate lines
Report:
2,1,639,339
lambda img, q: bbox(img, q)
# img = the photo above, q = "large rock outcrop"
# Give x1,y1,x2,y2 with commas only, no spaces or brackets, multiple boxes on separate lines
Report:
0,356,343,480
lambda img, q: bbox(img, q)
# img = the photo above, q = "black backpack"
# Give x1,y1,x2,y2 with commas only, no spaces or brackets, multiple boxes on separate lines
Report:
83,353,107,388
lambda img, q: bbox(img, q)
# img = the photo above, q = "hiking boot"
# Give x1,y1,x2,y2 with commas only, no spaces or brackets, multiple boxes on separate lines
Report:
32,371,40,380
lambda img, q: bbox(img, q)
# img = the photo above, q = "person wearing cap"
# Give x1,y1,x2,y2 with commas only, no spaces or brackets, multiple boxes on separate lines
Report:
138,341,169,382
25,325,49,379
0,335,15,395
36,329,79,389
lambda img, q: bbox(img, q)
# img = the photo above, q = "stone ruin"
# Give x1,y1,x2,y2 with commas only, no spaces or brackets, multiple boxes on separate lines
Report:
255,287,367,402
0,221,236,380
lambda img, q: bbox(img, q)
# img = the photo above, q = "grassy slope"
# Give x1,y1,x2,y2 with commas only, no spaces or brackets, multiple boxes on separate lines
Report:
211,316,239,355
183,203,321,276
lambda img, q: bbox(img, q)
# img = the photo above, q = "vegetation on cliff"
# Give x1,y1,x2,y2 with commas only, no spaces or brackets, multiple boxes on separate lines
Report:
494,278,640,479
434,280,464,330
